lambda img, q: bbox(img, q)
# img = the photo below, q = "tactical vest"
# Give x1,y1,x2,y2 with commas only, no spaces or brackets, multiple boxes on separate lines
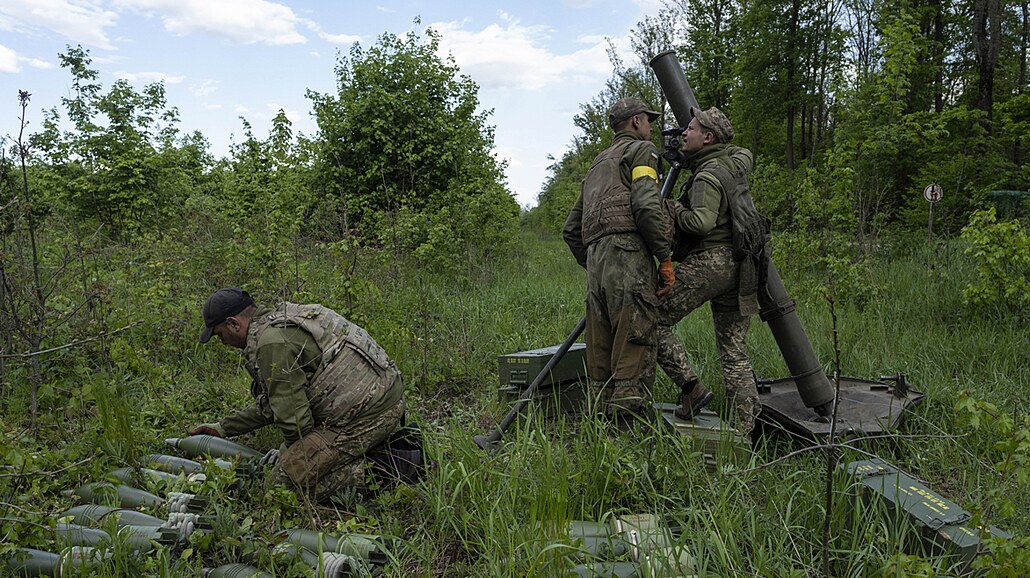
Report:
245,303,402,427
581,139,639,245
701,163,771,317
702,164,771,262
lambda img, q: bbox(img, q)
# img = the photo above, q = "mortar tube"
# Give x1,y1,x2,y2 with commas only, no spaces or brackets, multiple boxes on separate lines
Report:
759,261,835,412
648,49,700,128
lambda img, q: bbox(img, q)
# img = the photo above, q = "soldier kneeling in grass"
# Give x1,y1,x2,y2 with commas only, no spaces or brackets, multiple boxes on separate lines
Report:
191,288,423,501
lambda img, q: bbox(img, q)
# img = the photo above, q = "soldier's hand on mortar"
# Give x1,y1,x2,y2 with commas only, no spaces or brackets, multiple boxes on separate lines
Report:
656,259,675,297
189,423,224,437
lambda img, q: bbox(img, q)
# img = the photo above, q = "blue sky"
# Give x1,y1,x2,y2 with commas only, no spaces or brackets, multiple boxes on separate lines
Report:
1,0,662,207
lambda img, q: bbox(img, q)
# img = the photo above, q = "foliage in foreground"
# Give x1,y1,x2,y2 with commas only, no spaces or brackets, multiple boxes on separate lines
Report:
1,227,1028,576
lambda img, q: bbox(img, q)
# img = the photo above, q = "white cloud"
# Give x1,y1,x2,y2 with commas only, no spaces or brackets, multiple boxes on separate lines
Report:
428,18,612,91
115,70,184,84
0,0,118,49
191,79,219,97
27,57,55,70
0,43,57,73
117,0,307,45
0,43,18,73
302,19,359,45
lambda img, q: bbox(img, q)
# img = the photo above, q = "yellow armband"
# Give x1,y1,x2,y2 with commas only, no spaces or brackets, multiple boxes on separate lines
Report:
631,166,658,182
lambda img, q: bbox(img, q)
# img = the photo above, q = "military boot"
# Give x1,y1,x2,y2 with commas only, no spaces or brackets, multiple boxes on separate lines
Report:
674,381,713,420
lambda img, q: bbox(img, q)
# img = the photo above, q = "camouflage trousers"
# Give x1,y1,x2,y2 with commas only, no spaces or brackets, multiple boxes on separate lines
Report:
584,233,660,414
275,394,406,502
656,246,760,435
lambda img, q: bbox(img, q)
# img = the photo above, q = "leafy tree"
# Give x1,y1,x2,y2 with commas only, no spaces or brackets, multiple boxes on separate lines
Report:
306,26,518,269
28,46,203,239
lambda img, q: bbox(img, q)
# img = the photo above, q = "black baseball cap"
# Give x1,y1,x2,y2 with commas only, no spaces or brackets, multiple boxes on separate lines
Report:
199,288,255,343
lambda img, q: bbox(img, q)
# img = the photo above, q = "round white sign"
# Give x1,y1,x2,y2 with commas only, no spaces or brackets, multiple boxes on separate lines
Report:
923,183,943,203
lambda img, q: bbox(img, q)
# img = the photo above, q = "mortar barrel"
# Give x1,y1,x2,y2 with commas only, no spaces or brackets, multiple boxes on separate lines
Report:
165,435,263,460
759,262,834,411
648,49,700,128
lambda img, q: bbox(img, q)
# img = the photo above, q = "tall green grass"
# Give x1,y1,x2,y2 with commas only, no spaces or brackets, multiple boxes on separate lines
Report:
0,230,1026,576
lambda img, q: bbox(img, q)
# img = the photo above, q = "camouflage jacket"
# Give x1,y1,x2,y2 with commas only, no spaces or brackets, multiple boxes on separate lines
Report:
673,144,754,255
220,304,403,445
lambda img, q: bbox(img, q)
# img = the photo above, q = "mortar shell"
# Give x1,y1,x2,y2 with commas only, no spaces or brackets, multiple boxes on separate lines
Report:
280,528,391,565
297,550,371,578
108,467,182,486
61,504,168,528
54,523,112,548
201,563,275,578
165,435,263,460
141,454,205,474
63,482,163,510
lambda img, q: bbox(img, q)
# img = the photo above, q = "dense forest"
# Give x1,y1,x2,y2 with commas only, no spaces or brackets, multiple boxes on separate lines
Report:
1,1,1028,575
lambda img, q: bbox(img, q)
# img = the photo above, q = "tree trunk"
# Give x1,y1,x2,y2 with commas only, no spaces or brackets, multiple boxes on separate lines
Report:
933,0,945,112
972,0,1002,129
786,0,802,172
1020,0,1029,93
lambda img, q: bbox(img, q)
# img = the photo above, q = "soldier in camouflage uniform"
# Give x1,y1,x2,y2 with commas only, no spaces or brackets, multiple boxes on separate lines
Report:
657,107,762,436
192,288,405,501
563,97,676,418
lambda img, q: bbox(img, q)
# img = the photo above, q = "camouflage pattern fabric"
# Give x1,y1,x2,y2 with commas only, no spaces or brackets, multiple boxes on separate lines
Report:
656,246,760,435
275,391,406,501
584,233,659,415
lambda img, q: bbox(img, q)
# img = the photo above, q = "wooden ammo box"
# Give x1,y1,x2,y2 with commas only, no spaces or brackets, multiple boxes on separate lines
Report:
655,403,751,471
841,459,1012,569
497,343,587,416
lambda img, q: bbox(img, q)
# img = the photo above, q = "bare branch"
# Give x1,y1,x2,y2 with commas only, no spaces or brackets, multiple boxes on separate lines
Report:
0,323,139,359
0,456,94,479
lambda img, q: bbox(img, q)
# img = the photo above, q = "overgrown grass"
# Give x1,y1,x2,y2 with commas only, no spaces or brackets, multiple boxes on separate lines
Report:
1,229,1027,576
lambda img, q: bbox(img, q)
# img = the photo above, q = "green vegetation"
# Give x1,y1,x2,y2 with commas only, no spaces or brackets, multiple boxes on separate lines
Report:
2,5,1028,576
0,219,1027,575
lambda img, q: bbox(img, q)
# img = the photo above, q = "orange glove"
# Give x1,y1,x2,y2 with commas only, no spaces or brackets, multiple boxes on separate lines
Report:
656,259,675,297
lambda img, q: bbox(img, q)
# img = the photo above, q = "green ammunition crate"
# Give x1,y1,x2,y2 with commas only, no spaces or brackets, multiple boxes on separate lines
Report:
498,381,587,416
498,343,587,387
498,343,588,416
655,403,751,470
842,459,1012,568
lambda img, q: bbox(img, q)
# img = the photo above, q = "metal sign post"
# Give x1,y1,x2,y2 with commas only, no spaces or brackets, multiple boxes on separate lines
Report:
924,183,943,242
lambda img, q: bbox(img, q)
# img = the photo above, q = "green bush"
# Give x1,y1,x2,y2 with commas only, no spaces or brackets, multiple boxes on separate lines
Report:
960,207,1030,314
